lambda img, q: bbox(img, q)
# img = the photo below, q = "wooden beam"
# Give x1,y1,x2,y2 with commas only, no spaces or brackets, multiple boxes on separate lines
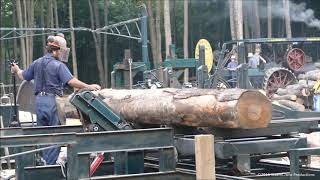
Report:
195,134,215,180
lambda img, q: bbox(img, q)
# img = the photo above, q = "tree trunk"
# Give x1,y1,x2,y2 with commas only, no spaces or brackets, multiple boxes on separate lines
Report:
155,0,163,81
163,0,172,58
69,0,78,79
88,0,105,86
283,0,292,38
103,0,109,88
23,0,30,66
16,0,27,68
12,1,18,60
183,0,189,83
267,0,272,38
40,0,46,54
243,5,250,39
147,0,158,68
234,0,243,40
229,0,236,40
53,0,59,28
29,0,34,65
94,88,272,129
155,0,162,61
253,0,260,38
48,0,54,28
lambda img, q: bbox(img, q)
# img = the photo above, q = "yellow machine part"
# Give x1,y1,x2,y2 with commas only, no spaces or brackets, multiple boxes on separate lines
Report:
194,39,214,73
314,80,320,94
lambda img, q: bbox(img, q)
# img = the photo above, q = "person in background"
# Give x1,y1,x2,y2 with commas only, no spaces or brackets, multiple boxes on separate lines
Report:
11,34,101,165
248,51,267,88
227,55,238,88
248,50,267,69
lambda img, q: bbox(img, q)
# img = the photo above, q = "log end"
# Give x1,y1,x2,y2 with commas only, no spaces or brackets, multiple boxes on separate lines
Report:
236,91,272,129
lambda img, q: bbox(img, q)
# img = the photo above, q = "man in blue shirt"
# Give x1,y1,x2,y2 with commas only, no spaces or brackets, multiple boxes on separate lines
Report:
227,55,238,88
11,35,101,165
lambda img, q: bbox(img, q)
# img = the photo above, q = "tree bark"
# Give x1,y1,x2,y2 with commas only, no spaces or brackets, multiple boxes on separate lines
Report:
29,0,34,65
267,0,272,38
94,88,272,129
16,0,27,68
155,0,163,82
103,0,109,88
12,1,18,60
155,0,162,63
272,94,297,101
147,0,158,68
297,70,320,81
53,0,59,28
243,5,250,39
88,0,105,86
229,0,236,40
234,0,243,40
23,0,30,66
252,0,260,38
283,0,292,38
276,84,308,96
69,0,78,79
183,0,189,83
40,0,46,54
163,0,172,58
48,0,54,28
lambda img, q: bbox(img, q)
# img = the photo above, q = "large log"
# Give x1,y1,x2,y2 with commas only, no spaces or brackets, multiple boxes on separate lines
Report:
297,70,320,81
56,96,80,124
272,94,297,101
94,88,272,129
298,80,316,89
276,84,308,96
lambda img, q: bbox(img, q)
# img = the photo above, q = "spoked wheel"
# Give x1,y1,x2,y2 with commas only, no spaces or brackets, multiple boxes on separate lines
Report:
286,48,305,71
263,67,297,98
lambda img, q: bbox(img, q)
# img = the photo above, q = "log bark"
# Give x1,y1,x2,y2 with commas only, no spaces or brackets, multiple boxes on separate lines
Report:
297,70,320,81
56,96,80,123
298,80,317,89
93,88,272,129
276,84,308,96
272,94,297,101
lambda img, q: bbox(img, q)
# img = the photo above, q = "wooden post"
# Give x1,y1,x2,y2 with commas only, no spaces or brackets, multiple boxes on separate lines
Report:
195,134,215,180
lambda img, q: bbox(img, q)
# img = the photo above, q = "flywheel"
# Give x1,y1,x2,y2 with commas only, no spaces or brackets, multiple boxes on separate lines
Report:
263,67,297,98
286,48,305,71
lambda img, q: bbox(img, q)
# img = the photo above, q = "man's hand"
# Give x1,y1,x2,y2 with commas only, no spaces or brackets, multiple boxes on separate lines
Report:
87,84,101,91
11,63,20,74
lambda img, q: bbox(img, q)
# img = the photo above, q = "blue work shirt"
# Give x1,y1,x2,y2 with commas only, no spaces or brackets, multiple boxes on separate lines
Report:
227,61,238,77
22,53,73,96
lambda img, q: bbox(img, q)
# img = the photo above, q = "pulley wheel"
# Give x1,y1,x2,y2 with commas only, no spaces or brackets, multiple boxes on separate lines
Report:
286,48,305,71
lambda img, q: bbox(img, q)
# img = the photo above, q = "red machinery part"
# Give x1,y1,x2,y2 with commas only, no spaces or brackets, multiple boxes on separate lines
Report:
263,67,297,98
90,153,105,177
286,48,305,71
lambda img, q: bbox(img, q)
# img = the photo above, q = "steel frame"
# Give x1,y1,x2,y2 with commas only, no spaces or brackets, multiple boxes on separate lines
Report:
0,126,180,180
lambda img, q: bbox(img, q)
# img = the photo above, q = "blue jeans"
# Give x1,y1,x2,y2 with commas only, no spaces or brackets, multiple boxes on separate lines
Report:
35,95,61,165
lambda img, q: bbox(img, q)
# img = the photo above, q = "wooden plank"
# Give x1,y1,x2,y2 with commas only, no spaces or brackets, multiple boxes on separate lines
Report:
195,135,215,180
